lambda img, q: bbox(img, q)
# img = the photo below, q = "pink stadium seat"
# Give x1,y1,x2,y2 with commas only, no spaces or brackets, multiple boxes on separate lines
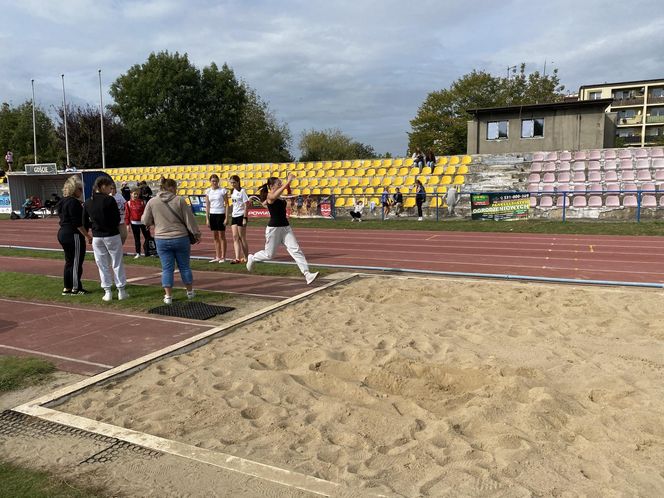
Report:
650,147,664,158
530,197,538,208
618,149,633,159
572,161,586,171
530,162,543,172
543,161,556,172
532,152,545,161
605,183,620,192
588,196,602,207
528,173,540,183
572,196,587,208
637,170,652,181
555,195,568,207
556,183,571,193
573,171,586,182
557,171,571,182
588,183,602,193
605,195,620,207
623,195,638,207
545,152,558,161
660,196,664,207
588,171,601,182
623,182,637,192
622,170,635,181
543,173,555,183
604,149,617,160
636,149,649,158
573,151,587,160
636,159,650,169
588,150,602,160
540,195,553,208
557,161,571,171
528,183,539,193
588,161,601,171
620,159,633,170
655,170,664,181
605,170,618,181
559,151,572,161
641,182,656,192
642,195,657,207
604,160,617,170
541,183,554,193
652,158,664,169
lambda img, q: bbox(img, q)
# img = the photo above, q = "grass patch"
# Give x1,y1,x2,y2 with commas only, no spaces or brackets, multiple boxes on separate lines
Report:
0,356,55,392
0,460,104,497
0,271,230,312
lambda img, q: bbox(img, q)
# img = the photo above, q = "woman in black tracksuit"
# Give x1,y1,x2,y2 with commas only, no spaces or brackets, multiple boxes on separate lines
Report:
57,176,92,295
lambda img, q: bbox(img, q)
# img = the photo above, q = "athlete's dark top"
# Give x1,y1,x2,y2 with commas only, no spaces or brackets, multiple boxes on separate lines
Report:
84,192,120,237
57,197,84,233
267,199,289,227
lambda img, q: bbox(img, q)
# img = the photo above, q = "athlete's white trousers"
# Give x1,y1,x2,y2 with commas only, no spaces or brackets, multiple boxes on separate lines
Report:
92,234,127,290
253,226,310,274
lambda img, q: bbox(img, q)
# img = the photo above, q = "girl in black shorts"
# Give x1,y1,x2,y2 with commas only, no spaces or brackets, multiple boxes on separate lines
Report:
229,175,251,264
205,174,228,263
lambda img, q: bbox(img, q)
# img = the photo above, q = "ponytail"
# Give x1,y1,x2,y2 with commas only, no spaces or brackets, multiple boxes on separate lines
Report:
258,184,269,203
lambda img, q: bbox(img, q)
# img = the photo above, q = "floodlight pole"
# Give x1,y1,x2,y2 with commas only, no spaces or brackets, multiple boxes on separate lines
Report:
61,74,70,167
31,79,37,164
98,69,106,169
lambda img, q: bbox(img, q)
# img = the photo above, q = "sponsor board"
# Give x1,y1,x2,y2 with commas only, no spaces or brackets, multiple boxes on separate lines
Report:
471,192,530,221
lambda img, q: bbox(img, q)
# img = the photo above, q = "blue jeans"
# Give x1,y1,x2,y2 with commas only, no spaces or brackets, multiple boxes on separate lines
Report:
155,236,193,288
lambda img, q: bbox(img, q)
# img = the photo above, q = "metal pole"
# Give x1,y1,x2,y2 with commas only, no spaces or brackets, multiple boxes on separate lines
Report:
61,74,70,167
98,69,106,169
31,79,37,164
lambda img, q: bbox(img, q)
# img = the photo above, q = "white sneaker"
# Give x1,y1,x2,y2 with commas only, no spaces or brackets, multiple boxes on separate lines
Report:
305,272,319,285
117,288,129,300
209,258,219,263
134,254,140,259
418,217,423,221
102,290,113,302
163,295,172,305
246,254,255,272
187,290,195,300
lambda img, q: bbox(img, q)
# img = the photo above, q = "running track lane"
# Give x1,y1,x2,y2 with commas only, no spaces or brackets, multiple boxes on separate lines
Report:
2,218,664,284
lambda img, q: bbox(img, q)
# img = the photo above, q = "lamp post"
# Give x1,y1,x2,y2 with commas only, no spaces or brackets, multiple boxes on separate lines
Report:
506,65,517,104
98,69,106,169
31,79,37,164
61,74,70,168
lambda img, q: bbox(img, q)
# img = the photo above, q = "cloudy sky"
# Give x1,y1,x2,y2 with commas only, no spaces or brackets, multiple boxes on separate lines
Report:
1,0,663,158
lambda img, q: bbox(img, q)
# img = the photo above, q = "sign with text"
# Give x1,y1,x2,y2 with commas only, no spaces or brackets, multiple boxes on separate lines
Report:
25,163,57,175
470,192,530,221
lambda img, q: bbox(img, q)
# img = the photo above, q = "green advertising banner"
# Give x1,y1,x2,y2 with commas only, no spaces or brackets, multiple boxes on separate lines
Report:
471,192,530,221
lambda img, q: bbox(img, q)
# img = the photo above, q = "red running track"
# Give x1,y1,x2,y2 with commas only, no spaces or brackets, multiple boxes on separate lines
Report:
2,218,664,285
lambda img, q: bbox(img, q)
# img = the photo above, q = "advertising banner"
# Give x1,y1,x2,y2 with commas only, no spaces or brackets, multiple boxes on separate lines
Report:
471,192,530,221
187,195,206,215
0,185,10,214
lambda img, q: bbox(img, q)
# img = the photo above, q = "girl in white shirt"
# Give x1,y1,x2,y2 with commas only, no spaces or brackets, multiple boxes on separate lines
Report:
229,174,251,264
205,174,228,263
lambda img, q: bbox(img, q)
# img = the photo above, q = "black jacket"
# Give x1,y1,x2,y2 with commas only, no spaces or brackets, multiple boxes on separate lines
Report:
57,196,84,232
84,192,120,237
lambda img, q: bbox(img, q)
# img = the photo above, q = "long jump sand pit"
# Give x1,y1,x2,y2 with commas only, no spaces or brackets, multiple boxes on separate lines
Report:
57,276,664,496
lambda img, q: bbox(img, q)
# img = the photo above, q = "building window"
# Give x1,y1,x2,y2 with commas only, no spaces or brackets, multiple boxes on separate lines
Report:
521,118,544,138
487,121,508,140
650,87,664,98
650,107,664,117
588,91,602,100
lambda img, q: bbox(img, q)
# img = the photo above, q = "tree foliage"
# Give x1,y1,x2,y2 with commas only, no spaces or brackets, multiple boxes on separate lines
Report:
0,101,59,170
110,51,291,166
408,64,565,155
298,128,376,161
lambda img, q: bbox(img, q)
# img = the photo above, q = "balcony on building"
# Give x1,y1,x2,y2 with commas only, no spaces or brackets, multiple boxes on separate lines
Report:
647,87,664,104
612,87,645,107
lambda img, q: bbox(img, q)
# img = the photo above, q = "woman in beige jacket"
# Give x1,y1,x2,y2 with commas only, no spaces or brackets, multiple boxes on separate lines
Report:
141,178,201,304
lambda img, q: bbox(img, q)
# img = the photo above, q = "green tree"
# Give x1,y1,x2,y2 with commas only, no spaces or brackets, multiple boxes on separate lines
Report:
408,65,565,155
55,104,133,169
0,101,59,170
298,128,376,161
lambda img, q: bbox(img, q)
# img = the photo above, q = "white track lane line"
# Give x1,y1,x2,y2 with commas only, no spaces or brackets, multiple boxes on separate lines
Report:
0,344,113,369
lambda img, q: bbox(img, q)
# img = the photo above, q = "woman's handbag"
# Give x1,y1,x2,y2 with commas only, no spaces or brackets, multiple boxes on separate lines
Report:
160,198,199,244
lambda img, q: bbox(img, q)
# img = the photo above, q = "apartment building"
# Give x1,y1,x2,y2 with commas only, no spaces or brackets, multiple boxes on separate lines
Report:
578,79,664,147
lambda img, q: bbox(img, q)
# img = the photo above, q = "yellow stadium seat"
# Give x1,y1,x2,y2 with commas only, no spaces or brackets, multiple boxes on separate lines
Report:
346,168,355,176
333,187,342,195
404,197,416,208
453,175,465,185
355,168,365,176
353,187,364,195
383,158,393,167
291,179,300,188
381,177,391,186
324,169,333,177
291,188,300,195
302,188,311,195
335,197,345,208
449,156,460,165
365,187,375,194
349,178,359,187
370,177,381,187
421,166,432,175
457,165,469,175
329,178,339,187
404,177,415,186
428,197,441,208
441,175,452,185
393,158,403,167
360,178,370,186
387,167,397,176
462,155,472,165
319,178,329,187
307,170,316,178
404,158,414,167
305,162,314,170
352,160,362,168
377,168,387,176
322,187,331,195
436,156,448,165
432,166,445,175
427,176,440,185
312,188,321,195
309,178,319,188
342,160,351,168
338,179,348,187
366,168,376,177
397,167,409,176
299,179,309,188
372,159,382,167
315,169,325,177
392,177,403,187
444,166,456,175
342,187,353,195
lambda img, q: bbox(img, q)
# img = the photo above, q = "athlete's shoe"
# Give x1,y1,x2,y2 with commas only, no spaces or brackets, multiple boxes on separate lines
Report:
246,254,255,272
305,272,319,285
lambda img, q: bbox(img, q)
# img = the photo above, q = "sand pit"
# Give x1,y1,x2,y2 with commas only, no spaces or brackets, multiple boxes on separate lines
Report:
58,276,664,496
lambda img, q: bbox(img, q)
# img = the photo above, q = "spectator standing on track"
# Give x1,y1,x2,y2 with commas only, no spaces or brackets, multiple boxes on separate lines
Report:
57,176,91,296
229,174,250,264
139,181,153,202
142,178,201,305
84,176,128,302
246,174,318,285
446,185,459,216
414,179,426,221
110,183,127,245
125,188,151,258
205,173,228,263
